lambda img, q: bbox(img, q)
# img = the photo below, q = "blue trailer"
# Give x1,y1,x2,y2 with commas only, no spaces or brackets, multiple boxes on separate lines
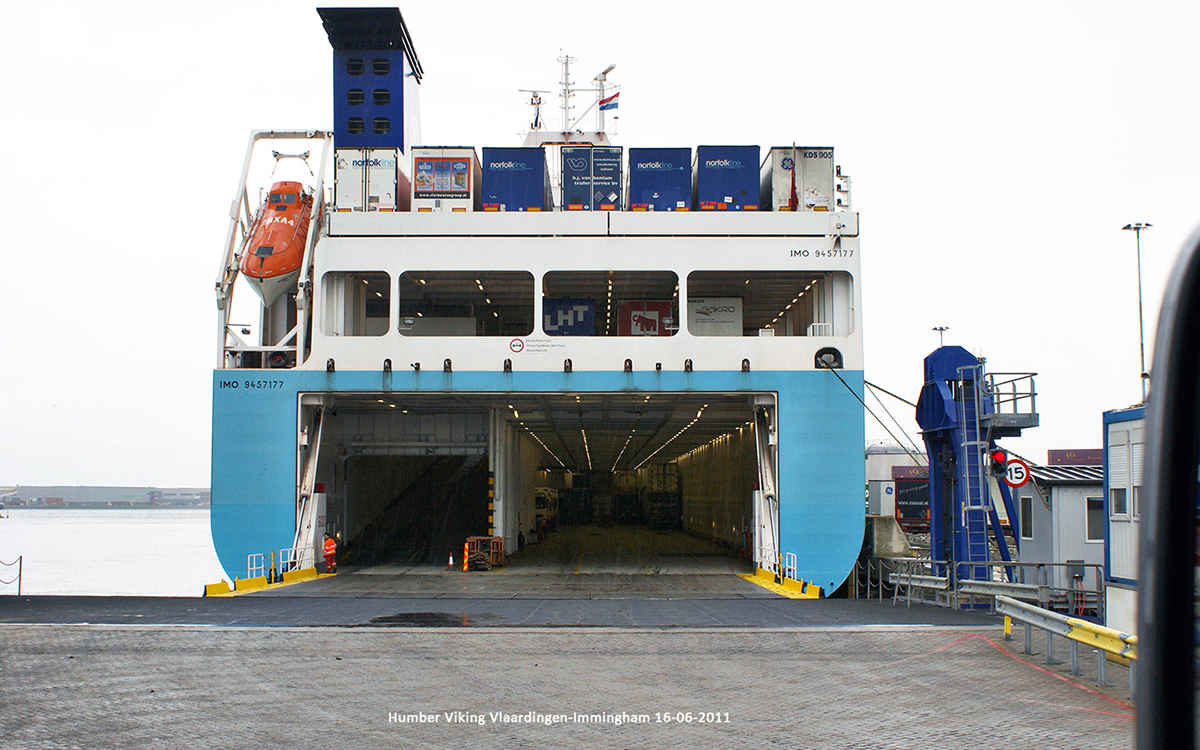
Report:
628,147,691,211
481,147,552,211
693,145,760,210
543,298,596,335
561,146,623,210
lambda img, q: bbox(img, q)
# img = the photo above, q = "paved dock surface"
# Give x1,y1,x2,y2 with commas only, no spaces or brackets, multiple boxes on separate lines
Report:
0,593,990,627
0,624,1134,749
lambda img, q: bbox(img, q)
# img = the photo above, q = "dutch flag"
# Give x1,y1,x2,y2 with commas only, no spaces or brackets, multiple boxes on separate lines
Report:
598,92,619,111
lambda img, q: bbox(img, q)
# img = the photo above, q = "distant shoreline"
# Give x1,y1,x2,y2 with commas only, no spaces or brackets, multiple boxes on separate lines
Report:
3,505,210,510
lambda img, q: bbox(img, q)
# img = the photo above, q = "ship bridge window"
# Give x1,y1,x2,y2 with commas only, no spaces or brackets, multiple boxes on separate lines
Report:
542,271,679,336
372,58,390,76
269,193,297,205
373,89,391,106
347,117,365,135
372,117,391,135
397,271,534,336
686,270,855,337
347,89,365,106
321,271,390,337
346,58,365,76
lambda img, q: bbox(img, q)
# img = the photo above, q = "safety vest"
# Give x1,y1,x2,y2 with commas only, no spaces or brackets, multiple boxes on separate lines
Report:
323,537,337,557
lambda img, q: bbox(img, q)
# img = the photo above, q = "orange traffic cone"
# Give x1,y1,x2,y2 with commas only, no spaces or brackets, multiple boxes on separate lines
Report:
448,554,454,570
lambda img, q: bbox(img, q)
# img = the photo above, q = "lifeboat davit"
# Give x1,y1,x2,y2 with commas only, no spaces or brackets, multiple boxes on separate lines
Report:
239,181,313,306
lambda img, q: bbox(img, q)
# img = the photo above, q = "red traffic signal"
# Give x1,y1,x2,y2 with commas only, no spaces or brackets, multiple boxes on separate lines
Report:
988,449,1008,477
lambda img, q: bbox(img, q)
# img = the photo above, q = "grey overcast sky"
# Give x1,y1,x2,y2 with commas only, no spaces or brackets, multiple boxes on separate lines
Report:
0,1,1193,485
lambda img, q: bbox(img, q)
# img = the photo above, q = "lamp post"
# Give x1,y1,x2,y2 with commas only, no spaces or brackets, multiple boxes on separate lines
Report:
1122,222,1152,402
932,326,949,347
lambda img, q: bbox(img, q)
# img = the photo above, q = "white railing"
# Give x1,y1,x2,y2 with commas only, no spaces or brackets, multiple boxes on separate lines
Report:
246,552,265,579
806,322,834,336
783,552,798,582
0,556,22,596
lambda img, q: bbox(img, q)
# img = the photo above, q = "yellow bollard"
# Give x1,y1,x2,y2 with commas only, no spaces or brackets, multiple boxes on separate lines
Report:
1004,615,1013,640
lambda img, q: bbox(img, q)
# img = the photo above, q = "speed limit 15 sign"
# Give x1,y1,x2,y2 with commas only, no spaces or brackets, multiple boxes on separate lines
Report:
1004,458,1031,488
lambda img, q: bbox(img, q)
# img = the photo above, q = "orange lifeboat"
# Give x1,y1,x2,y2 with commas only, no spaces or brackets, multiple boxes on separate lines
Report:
239,181,313,306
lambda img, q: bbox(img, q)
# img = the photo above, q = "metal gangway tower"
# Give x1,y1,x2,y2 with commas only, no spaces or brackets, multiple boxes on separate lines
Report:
916,346,1038,589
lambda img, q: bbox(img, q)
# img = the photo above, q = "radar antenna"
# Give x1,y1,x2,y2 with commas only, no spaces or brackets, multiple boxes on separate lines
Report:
519,89,549,132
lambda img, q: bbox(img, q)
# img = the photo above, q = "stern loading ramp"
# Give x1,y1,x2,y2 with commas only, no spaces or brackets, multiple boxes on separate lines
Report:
296,391,767,595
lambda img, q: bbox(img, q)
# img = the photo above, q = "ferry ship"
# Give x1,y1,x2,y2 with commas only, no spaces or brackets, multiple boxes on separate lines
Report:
211,7,864,594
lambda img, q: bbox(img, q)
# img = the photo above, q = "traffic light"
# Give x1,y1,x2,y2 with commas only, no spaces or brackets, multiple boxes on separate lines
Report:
988,449,1008,478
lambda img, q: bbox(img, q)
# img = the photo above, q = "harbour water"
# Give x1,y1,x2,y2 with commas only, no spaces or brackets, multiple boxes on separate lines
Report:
0,509,225,597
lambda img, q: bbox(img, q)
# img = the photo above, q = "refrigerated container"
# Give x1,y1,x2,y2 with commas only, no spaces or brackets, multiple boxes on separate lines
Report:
480,147,552,211
561,146,623,210
411,146,482,212
627,147,691,211
334,147,410,211
759,146,835,211
692,145,759,210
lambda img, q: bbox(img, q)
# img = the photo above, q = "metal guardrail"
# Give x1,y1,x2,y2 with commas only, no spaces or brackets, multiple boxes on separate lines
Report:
882,557,1104,620
995,595,1137,692
0,556,22,595
956,579,1039,600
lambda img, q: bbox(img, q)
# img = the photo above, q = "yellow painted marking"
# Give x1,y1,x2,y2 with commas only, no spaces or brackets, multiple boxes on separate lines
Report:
737,569,821,599
204,580,231,597
233,576,268,592
208,572,336,597
1004,615,1012,637
282,567,318,584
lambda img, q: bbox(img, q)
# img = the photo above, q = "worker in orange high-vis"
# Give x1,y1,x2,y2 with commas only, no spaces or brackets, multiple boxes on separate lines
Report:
323,533,338,574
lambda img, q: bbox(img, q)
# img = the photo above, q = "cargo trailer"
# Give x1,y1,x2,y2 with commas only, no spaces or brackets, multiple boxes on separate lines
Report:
627,147,691,211
561,146,623,210
693,146,759,210
411,146,482,212
543,298,596,336
759,146,835,212
335,147,411,212
480,147,552,211
617,300,677,336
